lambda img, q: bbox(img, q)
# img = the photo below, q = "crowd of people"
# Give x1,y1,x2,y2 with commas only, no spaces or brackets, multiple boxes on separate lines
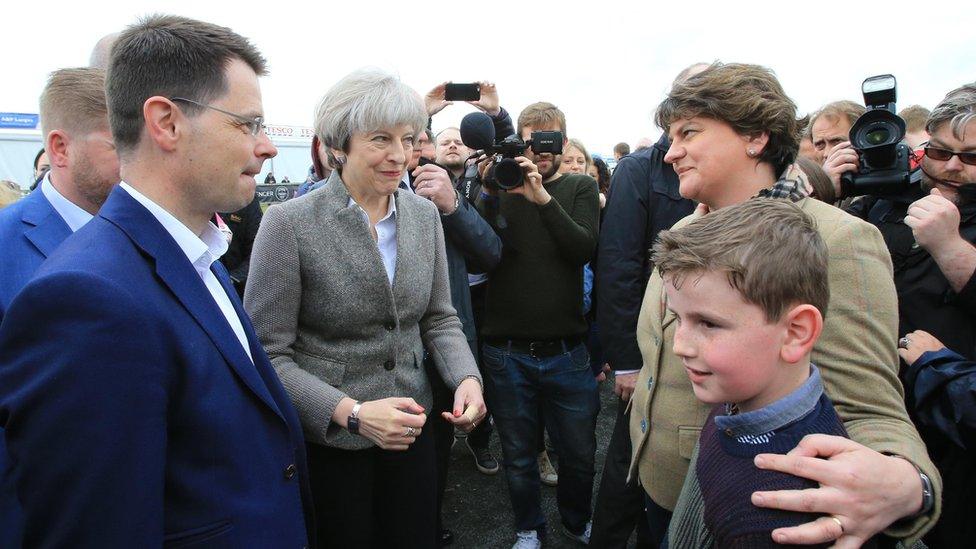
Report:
0,13,974,549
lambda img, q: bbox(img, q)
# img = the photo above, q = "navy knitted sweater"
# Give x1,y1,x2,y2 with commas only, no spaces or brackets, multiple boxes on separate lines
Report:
698,394,847,548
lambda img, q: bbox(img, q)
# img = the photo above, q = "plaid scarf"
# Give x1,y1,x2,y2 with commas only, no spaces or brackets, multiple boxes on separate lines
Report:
756,163,809,202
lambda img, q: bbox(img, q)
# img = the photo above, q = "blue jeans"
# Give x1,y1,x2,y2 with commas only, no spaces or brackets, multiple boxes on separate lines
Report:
482,342,600,535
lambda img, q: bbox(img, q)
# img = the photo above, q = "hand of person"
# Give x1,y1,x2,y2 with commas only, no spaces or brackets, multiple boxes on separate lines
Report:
595,363,611,382
425,82,452,116
897,329,946,366
504,156,551,205
614,371,639,401
752,435,924,548
822,141,859,197
469,81,500,117
412,163,458,214
904,188,963,255
441,378,487,433
693,202,710,217
476,155,499,196
357,397,428,451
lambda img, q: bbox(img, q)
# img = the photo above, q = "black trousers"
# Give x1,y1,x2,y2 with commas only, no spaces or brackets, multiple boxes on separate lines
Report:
467,282,493,448
589,399,654,548
428,362,455,534
306,430,437,549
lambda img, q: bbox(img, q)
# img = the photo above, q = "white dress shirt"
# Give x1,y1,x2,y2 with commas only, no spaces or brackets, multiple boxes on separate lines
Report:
119,182,253,362
348,194,397,285
41,172,94,232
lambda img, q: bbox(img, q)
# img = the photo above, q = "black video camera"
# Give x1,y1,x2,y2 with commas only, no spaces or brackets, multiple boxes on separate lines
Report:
483,132,563,190
839,75,918,199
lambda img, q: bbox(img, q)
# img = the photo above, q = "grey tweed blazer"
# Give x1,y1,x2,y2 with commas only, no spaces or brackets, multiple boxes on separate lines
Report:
244,171,480,450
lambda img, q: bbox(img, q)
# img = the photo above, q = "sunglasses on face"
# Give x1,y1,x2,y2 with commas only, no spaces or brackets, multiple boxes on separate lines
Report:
923,146,976,166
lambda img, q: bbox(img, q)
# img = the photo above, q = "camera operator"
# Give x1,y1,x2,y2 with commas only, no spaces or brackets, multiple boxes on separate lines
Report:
843,82,976,547
476,102,600,548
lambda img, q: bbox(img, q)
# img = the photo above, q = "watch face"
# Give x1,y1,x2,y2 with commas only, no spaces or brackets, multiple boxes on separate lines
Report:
348,416,360,435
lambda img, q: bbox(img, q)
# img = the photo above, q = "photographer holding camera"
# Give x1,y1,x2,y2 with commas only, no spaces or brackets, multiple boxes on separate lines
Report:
475,102,600,548
840,81,976,547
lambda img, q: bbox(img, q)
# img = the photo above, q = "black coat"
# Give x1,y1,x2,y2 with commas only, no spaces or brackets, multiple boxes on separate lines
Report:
847,196,976,361
848,195,976,548
596,135,695,371
219,195,264,296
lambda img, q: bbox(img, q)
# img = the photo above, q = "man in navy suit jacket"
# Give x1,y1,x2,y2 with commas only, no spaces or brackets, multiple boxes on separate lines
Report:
0,15,312,546
0,67,119,548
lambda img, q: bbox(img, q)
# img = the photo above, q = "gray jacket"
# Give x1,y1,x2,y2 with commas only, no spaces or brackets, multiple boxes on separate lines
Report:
245,171,480,450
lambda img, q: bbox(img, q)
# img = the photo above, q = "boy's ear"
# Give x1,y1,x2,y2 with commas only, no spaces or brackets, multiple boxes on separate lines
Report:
780,304,823,364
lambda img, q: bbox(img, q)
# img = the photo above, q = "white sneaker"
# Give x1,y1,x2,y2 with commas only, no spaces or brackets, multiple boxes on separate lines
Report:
538,451,558,486
562,520,592,544
512,530,542,549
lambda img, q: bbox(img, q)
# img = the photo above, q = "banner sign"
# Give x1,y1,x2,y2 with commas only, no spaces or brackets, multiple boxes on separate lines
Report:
255,184,299,203
0,113,39,129
265,125,315,139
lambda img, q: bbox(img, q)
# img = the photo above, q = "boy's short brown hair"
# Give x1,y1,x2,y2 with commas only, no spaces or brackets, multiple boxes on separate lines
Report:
653,198,829,322
517,102,566,137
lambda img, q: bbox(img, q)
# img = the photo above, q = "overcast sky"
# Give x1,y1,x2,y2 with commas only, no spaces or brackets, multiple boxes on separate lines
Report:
3,0,975,156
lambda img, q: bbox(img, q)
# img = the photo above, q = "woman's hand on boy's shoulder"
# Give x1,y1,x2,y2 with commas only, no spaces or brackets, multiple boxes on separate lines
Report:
750,434,924,548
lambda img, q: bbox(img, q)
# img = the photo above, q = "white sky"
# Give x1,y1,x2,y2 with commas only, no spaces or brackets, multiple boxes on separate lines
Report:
3,0,975,157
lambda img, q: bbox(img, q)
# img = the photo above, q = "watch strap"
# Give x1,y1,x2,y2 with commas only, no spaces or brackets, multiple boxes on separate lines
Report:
347,401,363,435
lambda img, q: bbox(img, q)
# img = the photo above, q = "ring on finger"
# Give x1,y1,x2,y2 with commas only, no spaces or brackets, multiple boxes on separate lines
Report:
898,337,911,349
829,516,844,535
404,426,416,437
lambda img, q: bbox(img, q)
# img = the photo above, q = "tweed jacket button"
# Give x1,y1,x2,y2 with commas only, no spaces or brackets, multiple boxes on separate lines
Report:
283,463,297,480
384,360,395,370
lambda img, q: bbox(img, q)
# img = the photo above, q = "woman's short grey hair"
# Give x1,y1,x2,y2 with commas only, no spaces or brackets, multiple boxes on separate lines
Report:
927,83,976,140
314,68,428,165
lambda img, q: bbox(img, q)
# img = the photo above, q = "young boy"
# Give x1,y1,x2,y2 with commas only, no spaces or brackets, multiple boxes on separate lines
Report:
657,199,858,548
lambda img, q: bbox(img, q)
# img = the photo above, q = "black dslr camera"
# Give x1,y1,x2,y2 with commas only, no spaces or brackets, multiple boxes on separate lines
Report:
840,75,919,199
483,132,563,190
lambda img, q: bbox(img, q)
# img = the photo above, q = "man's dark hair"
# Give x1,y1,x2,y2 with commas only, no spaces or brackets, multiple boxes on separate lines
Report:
33,148,46,171
613,142,630,157
106,14,268,155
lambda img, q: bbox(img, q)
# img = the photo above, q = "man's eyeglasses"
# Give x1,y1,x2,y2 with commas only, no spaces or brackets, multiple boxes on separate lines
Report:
923,145,976,166
171,97,266,137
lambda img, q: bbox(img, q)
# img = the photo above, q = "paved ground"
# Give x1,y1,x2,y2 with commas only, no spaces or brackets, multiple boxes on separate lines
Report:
441,380,632,548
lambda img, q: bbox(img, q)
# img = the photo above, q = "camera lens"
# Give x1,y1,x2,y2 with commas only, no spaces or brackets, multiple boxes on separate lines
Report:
865,128,890,146
493,158,524,190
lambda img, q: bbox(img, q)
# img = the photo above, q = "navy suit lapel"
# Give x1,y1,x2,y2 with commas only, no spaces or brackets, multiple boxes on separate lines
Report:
21,189,72,258
211,261,284,420
100,188,284,420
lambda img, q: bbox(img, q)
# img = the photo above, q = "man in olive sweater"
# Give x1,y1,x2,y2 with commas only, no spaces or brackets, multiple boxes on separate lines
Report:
477,102,600,548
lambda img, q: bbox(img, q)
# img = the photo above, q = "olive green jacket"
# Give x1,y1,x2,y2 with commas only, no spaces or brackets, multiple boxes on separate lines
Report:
628,197,940,543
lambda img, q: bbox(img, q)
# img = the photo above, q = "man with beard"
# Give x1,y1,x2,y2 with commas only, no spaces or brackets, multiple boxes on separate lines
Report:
435,127,469,181
0,66,120,549
846,83,976,547
477,102,600,548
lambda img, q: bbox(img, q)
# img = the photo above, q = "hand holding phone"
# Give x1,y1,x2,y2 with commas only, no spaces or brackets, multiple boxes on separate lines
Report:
444,82,481,102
